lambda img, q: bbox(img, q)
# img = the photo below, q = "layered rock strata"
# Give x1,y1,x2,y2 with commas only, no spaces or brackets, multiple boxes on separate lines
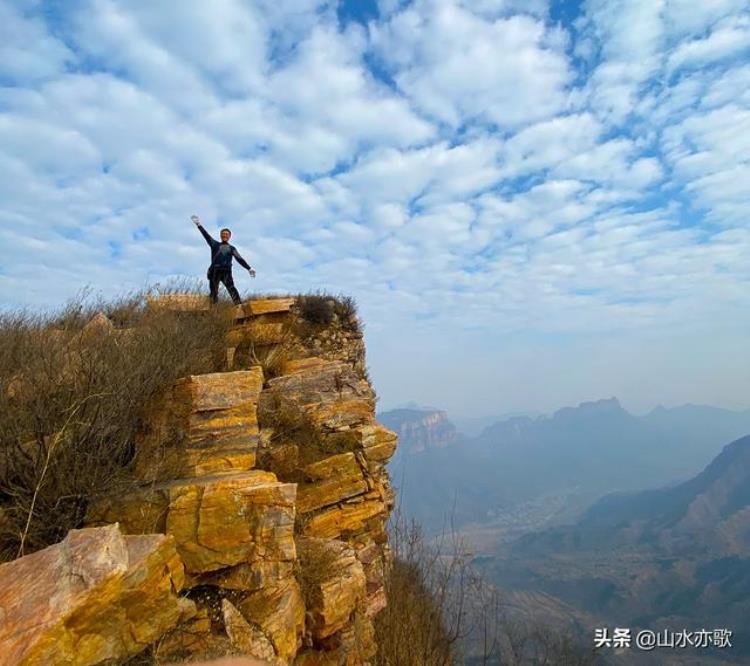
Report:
81,296,398,665
0,524,192,666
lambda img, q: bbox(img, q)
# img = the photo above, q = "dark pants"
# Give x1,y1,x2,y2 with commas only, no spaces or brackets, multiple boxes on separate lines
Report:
208,267,241,304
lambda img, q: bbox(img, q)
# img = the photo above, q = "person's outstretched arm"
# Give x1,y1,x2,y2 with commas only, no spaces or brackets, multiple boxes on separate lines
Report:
192,215,217,248
232,247,256,276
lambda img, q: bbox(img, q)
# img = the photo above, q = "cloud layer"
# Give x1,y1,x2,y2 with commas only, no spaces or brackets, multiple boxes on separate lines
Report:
1,0,748,415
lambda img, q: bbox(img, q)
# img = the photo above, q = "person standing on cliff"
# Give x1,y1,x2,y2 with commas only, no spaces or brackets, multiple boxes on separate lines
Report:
191,215,255,304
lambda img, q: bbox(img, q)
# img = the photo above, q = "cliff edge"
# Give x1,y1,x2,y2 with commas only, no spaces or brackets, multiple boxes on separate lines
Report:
0,295,398,666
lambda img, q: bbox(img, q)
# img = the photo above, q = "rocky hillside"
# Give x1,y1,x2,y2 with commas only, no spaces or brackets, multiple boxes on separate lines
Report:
386,398,750,534
485,435,750,661
378,408,459,455
0,295,398,666
580,434,750,553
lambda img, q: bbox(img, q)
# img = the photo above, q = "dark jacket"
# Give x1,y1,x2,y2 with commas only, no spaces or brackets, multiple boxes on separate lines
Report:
197,225,251,272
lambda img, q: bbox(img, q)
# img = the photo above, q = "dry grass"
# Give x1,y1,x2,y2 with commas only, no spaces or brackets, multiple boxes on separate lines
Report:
259,392,324,448
375,515,599,666
374,519,466,666
248,342,291,379
294,292,361,336
0,285,234,561
257,391,359,485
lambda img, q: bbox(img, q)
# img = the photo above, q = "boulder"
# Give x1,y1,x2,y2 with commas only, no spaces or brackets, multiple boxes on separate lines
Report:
135,368,263,482
145,292,210,312
297,538,366,641
155,606,220,663
324,424,398,464
280,357,328,375
297,453,369,514
226,321,287,347
222,599,282,665
301,495,389,541
235,297,296,319
356,424,398,463
196,559,295,593
295,615,376,666
88,470,297,575
258,361,375,431
37,301,399,666
237,579,305,661
355,541,389,618
0,524,193,666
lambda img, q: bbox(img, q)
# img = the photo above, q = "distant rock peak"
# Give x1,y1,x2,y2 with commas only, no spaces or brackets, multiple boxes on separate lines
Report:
553,397,625,419
378,408,458,454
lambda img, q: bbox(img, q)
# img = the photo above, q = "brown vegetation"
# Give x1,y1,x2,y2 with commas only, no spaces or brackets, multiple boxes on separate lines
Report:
375,515,599,665
294,292,359,333
2,286,598,665
0,285,234,560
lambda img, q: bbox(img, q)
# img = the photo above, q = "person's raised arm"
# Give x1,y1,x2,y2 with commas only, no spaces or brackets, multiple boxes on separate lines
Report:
191,215,216,247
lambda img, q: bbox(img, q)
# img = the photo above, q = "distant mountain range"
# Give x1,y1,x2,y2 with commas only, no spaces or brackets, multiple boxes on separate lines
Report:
379,400,750,533
378,407,460,454
484,434,750,661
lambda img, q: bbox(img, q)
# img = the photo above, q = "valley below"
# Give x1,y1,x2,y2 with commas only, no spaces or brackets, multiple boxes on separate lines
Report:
383,402,750,664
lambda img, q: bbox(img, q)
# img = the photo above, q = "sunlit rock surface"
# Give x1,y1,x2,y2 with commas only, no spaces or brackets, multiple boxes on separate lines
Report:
80,296,397,664
0,524,192,666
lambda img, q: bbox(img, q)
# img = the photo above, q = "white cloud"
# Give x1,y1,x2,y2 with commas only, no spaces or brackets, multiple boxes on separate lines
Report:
116,0,269,94
662,104,750,224
0,0,749,414
339,137,502,209
668,15,750,73
664,0,748,39
579,0,666,123
370,0,571,129
261,24,435,173
0,115,100,174
0,2,75,82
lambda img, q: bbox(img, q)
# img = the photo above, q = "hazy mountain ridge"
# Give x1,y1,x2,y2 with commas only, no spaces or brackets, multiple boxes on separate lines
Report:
512,434,750,556
583,434,750,535
379,407,461,455
383,399,750,534
486,435,750,661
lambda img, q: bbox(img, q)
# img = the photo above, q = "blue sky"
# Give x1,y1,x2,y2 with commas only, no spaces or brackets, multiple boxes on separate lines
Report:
1,0,749,417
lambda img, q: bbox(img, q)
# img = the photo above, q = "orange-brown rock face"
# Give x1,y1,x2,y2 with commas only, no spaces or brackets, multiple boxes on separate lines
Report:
297,538,367,641
81,296,397,665
134,368,264,482
89,471,297,575
0,524,193,666
258,359,376,431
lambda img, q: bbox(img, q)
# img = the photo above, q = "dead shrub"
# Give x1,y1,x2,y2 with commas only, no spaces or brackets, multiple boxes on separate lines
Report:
295,292,361,335
296,293,335,327
375,514,599,666
257,391,358,483
259,391,323,450
295,538,340,609
247,338,293,379
374,518,468,666
0,285,233,561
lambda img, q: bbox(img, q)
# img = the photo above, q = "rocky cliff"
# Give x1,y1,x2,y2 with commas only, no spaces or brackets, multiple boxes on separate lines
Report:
0,296,398,666
378,408,458,455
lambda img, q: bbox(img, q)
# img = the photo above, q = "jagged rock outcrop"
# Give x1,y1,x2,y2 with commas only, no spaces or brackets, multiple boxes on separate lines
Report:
76,295,398,665
379,408,458,455
0,524,193,666
133,368,264,482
